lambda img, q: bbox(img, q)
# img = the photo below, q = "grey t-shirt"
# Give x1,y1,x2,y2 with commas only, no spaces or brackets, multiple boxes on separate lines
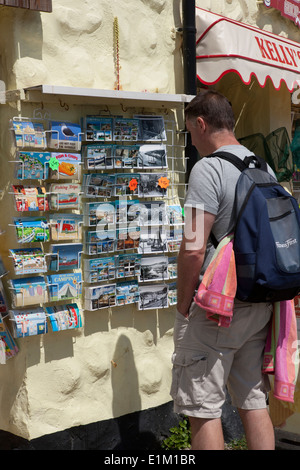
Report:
184,144,275,278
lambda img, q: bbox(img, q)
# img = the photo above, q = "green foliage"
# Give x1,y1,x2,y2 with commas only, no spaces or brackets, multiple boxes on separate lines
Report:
161,417,248,450
161,417,191,450
225,436,247,450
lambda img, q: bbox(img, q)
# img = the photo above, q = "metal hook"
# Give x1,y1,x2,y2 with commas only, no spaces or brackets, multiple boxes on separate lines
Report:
59,99,69,111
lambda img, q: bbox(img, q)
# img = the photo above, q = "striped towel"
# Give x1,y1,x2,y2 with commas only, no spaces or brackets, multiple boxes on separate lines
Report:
194,234,236,327
262,300,299,403
194,234,299,403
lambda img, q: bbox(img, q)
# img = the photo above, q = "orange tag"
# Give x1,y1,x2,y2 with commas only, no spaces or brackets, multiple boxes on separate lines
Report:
129,178,138,192
158,176,170,189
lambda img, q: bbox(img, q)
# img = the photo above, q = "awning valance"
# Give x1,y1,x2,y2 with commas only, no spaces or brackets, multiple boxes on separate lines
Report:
196,8,300,91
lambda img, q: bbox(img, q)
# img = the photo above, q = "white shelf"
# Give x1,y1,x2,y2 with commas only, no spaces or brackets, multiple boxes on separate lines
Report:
10,85,195,109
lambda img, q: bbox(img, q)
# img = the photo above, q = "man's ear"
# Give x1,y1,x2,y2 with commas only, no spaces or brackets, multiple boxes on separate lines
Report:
196,116,206,133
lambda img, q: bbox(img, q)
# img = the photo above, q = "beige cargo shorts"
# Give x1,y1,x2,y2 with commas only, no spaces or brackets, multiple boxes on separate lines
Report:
171,300,273,418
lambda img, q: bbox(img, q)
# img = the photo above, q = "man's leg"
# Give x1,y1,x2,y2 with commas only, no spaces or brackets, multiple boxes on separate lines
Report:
238,408,275,450
189,416,224,450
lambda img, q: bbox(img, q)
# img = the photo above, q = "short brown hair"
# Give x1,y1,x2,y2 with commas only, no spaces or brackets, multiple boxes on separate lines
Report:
185,90,235,132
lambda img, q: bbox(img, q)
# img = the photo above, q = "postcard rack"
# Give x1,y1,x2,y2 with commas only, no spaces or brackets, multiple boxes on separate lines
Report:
1,92,188,346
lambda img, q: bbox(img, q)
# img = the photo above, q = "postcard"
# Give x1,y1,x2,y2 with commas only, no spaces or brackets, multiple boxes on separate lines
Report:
168,281,177,306
138,284,168,310
167,256,178,279
138,226,167,254
0,280,8,314
116,280,139,306
85,229,115,255
139,256,169,282
9,276,48,307
12,120,46,149
84,202,115,227
85,283,116,311
115,253,141,278
167,205,184,225
139,173,169,198
9,248,47,275
49,152,82,180
49,121,82,151
136,144,167,168
12,185,49,212
167,226,183,252
116,227,140,251
49,183,81,210
15,151,51,180
115,199,140,225
83,144,114,169
83,116,113,141
113,117,139,141
115,173,139,196
114,145,139,168
84,256,115,283
0,313,19,360
134,115,167,141
50,214,83,241
0,256,8,278
46,303,82,332
49,243,83,271
9,307,48,338
83,173,114,198
14,217,50,243
47,272,82,302
138,201,167,226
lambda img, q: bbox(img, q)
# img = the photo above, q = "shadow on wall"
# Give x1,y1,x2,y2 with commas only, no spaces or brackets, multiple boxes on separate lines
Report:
111,333,160,449
0,7,44,90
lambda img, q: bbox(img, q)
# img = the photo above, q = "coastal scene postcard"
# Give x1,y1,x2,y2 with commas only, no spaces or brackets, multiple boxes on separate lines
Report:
9,276,48,308
9,248,47,275
84,116,113,141
12,119,46,149
84,144,114,169
49,243,83,272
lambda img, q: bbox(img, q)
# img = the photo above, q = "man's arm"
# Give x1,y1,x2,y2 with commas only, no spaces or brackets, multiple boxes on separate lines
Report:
176,207,216,317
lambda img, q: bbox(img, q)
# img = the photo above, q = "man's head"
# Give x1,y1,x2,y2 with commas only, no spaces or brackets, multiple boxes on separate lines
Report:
185,90,237,156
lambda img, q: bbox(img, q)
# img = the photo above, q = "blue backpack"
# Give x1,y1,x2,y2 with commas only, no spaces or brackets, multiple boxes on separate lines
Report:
210,151,300,303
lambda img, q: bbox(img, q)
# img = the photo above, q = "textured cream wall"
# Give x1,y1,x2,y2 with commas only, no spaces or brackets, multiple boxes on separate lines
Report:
0,0,299,441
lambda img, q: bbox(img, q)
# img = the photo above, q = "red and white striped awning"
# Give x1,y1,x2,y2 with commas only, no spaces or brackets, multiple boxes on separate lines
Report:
196,8,300,91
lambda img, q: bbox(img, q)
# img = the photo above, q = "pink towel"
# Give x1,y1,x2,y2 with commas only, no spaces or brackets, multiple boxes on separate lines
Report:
262,300,299,403
194,235,299,403
194,235,236,327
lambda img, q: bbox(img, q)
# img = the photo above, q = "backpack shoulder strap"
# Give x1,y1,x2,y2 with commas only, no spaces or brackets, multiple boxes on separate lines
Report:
207,151,268,173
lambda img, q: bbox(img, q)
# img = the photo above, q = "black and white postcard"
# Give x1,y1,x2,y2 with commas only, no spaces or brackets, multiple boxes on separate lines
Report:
139,256,169,282
138,284,168,310
136,144,167,168
138,227,167,254
135,115,167,141
138,173,168,198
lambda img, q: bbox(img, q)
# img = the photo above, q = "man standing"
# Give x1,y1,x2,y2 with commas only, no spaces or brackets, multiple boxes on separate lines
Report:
172,90,275,450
